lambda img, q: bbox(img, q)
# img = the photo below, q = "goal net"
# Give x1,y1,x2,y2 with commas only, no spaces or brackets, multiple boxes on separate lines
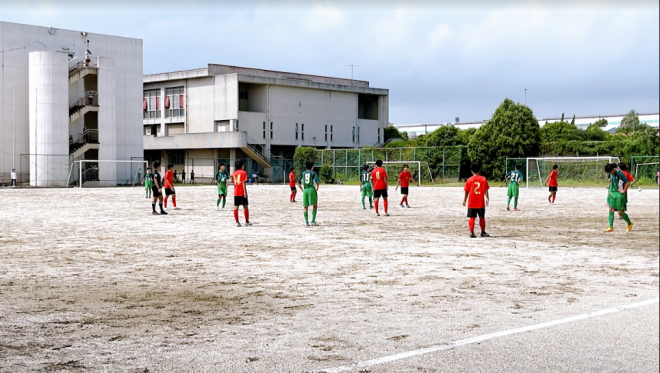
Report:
365,161,431,185
68,160,149,188
508,157,620,188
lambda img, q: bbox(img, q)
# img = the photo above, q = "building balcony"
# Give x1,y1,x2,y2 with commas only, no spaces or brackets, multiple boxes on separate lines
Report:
143,131,248,150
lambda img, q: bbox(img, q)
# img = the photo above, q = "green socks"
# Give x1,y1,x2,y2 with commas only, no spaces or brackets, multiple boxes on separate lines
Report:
507,197,512,207
369,198,373,208
362,196,366,209
514,198,518,209
217,198,220,207
621,212,631,225
304,211,309,225
609,211,614,227
222,197,226,209
312,209,317,223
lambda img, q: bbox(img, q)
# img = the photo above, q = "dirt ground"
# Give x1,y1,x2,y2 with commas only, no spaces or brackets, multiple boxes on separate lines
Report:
0,184,658,372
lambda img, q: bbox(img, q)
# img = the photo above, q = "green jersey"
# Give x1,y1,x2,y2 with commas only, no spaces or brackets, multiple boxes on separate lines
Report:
609,170,629,193
360,170,371,184
216,171,229,185
299,170,319,189
506,170,523,185
144,173,153,184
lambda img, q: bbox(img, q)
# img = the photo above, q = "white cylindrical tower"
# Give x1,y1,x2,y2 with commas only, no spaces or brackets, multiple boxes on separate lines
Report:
97,57,117,186
28,51,69,187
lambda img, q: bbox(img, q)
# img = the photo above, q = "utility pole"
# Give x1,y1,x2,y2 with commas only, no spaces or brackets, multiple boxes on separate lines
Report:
524,88,528,106
346,64,360,82
13,87,16,169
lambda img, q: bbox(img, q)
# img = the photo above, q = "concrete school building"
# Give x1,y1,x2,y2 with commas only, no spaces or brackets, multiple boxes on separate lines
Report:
0,21,143,187
142,64,390,182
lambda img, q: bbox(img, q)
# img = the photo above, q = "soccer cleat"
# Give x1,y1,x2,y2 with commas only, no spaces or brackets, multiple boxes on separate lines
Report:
604,227,614,232
244,221,253,226
480,232,490,237
406,205,411,208
174,207,181,210
384,213,390,216
470,232,477,238
217,206,220,211
236,223,242,227
626,223,634,232
152,211,159,215
376,213,380,216
514,208,520,211
311,222,318,226
507,206,510,211
363,207,366,210
160,210,168,215
400,204,404,208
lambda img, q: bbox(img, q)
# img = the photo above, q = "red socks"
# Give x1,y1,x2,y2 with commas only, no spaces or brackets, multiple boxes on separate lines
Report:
384,200,388,213
244,209,249,222
469,218,476,233
401,197,405,205
234,210,239,223
552,195,556,203
479,218,486,232
375,200,379,214
172,195,177,208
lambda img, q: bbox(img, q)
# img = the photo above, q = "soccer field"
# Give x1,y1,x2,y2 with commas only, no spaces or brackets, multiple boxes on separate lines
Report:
0,185,658,372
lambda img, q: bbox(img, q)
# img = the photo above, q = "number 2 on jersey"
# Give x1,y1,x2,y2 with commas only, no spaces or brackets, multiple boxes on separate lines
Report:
474,181,481,195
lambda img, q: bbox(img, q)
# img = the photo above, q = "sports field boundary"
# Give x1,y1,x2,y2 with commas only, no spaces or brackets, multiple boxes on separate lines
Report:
317,297,660,373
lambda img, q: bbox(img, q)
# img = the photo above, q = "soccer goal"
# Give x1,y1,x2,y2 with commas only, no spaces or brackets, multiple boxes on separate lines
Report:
634,162,659,180
524,156,620,188
366,161,432,185
68,160,149,188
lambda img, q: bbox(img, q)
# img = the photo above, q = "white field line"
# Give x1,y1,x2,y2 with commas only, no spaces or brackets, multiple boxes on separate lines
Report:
319,297,660,373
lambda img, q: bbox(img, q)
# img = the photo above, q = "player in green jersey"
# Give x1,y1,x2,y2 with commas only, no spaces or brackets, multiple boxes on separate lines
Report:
215,163,229,211
604,163,634,232
505,164,524,211
297,161,320,226
359,164,374,210
143,167,153,199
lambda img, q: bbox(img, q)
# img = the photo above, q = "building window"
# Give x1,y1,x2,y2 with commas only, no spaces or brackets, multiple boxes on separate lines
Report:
145,126,151,135
352,127,355,143
295,123,299,140
330,125,334,142
301,123,304,141
270,122,273,139
356,126,360,143
215,120,229,132
143,89,160,119
165,87,185,118
263,122,266,139
325,125,328,142
169,150,185,165
235,120,239,132
239,91,248,100
377,128,381,143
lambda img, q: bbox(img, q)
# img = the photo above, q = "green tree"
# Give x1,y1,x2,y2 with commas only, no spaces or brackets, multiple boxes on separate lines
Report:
319,164,333,183
425,126,461,147
583,123,611,141
384,124,408,142
293,147,317,172
617,110,641,134
540,121,581,142
594,118,608,127
467,98,541,179
457,128,477,145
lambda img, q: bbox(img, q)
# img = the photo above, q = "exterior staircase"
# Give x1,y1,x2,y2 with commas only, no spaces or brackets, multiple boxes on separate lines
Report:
69,61,98,85
69,92,99,123
242,137,272,169
69,130,99,160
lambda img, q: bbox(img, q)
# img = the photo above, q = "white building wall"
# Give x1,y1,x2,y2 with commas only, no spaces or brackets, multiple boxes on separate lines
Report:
187,77,215,134
28,51,69,187
213,75,239,124
0,21,143,186
98,57,117,186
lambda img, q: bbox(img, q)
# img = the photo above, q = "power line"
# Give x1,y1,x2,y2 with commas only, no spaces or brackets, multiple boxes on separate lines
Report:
144,48,186,70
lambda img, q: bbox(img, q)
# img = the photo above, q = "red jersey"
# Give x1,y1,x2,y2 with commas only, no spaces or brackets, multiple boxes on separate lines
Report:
399,170,412,188
464,175,490,209
164,170,174,188
548,170,558,187
622,170,634,183
371,167,388,190
233,170,248,197
289,172,296,187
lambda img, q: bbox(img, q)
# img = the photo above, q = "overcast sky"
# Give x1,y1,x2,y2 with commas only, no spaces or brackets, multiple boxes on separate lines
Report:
2,0,658,124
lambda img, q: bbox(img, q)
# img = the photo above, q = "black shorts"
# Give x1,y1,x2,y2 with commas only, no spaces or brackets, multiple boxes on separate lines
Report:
374,189,388,199
549,186,558,192
165,188,175,196
290,186,297,192
234,196,249,206
467,208,485,219
152,186,162,198
400,187,409,195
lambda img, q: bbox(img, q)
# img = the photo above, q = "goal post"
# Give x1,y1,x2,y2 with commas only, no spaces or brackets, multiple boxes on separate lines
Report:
68,160,149,188
366,161,430,185
634,162,660,180
523,156,620,188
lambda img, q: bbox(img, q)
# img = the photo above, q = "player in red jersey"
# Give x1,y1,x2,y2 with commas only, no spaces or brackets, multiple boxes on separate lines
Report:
289,167,297,202
233,160,252,227
371,159,389,216
163,163,178,210
618,163,636,219
462,163,490,238
543,164,559,204
395,164,418,208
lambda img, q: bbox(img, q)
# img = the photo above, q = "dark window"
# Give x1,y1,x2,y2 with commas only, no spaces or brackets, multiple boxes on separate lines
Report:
270,122,273,139
263,122,266,139
295,123,298,140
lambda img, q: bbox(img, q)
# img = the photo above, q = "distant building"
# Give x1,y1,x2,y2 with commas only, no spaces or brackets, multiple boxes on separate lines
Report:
397,112,660,138
0,21,143,187
142,64,389,181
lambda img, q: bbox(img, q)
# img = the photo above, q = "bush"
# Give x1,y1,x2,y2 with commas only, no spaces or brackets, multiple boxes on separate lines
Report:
319,164,333,182
293,147,317,172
